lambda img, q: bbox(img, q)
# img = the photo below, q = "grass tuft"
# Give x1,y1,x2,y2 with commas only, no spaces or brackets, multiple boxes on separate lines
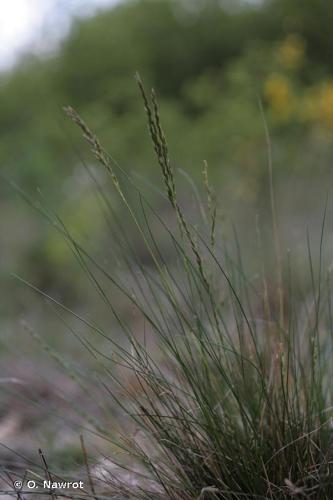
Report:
7,80,333,499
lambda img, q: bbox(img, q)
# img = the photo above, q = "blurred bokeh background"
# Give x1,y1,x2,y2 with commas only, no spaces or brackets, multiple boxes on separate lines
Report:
2,0,333,473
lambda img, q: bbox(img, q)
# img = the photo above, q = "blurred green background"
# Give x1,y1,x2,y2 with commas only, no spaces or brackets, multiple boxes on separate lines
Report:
2,0,333,466
3,0,333,361
3,0,333,301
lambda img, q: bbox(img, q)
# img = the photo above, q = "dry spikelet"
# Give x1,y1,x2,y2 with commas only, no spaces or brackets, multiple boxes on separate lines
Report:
135,74,211,293
202,160,216,248
64,105,123,198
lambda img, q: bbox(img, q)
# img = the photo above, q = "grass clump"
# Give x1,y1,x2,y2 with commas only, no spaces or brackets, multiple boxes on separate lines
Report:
8,78,333,499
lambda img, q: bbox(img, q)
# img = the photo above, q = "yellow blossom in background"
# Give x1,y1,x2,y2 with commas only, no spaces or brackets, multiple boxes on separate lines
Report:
300,82,333,133
264,74,293,121
317,82,333,131
278,34,305,70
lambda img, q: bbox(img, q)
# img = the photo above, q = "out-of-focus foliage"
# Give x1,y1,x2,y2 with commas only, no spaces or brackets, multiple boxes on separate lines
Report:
2,0,333,190
2,0,333,306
